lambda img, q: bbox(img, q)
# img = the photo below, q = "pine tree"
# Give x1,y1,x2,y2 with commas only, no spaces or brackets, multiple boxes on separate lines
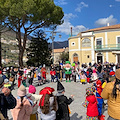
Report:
27,30,52,66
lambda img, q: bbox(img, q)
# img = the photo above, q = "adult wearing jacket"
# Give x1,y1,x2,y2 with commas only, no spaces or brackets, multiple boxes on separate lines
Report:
0,77,16,119
56,81,74,120
101,68,120,120
11,85,32,120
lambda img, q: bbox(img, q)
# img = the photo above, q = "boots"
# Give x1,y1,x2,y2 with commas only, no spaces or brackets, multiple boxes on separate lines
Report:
98,114,105,120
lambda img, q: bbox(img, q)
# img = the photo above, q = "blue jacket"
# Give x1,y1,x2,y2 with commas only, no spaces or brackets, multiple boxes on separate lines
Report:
0,93,16,118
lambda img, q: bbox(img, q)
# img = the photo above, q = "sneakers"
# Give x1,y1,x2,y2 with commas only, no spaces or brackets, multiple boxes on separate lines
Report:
98,114,105,120
69,80,71,82
66,80,68,82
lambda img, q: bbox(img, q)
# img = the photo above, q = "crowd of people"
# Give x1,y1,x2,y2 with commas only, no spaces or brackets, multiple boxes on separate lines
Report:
0,75,73,120
0,61,120,120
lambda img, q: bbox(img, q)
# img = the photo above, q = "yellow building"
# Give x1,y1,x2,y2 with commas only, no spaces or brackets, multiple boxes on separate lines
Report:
69,24,120,65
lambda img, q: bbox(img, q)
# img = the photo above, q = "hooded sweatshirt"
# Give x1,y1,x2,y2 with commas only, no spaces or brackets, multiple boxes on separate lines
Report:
86,95,98,117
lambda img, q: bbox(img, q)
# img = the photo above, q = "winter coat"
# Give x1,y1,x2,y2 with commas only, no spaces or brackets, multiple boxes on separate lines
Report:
56,93,73,120
101,82,120,119
38,96,57,120
50,71,56,76
0,93,16,118
86,95,98,117
11,96,32,120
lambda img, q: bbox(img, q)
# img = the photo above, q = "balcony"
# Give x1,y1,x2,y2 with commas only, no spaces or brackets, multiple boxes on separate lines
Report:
94,44,120,51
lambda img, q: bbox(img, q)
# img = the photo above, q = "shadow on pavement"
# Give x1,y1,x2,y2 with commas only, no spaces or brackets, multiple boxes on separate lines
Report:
70,112,83,120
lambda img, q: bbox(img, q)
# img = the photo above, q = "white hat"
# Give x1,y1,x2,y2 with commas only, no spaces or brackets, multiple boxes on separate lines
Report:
4,79,9,84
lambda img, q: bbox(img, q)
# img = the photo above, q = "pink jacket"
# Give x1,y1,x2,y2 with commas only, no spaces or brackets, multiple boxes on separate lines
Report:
11,97,32,120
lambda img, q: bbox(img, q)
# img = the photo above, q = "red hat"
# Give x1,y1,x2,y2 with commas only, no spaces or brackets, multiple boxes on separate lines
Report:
39,87,55,106
86,71,89,75
96,80,102,87
109,71,115,76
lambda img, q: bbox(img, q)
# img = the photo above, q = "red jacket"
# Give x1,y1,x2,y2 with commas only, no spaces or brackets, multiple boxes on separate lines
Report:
50,70,56,76
86,95,98,117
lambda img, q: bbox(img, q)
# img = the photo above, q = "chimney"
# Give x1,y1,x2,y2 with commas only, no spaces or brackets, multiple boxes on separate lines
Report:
71,27,72,37
107,23,110,26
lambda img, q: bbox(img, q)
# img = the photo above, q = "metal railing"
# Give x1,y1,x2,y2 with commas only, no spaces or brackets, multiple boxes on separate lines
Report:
94,44,120,51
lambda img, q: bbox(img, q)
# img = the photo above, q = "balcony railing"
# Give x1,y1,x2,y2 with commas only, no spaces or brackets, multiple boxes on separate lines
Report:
94,44,120,51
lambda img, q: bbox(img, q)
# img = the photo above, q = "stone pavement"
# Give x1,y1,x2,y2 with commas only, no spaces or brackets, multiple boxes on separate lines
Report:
8,75,109,120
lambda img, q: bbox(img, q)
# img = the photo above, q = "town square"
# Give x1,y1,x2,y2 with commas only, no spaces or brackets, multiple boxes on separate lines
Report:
0,0,120,120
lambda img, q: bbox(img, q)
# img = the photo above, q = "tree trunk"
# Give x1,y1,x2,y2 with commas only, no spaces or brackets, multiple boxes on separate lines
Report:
19,46,24,67
17,29,27,67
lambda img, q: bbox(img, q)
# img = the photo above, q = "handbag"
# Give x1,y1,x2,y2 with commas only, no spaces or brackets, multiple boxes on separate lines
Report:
9,76,14,82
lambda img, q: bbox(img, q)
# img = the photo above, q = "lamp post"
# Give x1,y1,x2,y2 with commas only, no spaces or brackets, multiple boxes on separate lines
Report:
44,29,61,66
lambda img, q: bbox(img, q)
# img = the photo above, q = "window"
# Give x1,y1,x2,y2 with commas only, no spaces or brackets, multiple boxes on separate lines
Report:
71,42,75,46
96,38,102,49
117,37,120,43
82,38,91,47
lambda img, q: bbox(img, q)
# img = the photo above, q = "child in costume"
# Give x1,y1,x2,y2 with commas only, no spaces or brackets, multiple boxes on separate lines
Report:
37,72,42,86
64,61,72,82
38,87,58,120
41,65,46,84
28,85,42,120
72,63,77,82
82,86,98,120
95,80,105,120
56,81,74,120
17,74,22,88
86,71,91,83
80,71,87,84
50,68,56,82
91,67,98,82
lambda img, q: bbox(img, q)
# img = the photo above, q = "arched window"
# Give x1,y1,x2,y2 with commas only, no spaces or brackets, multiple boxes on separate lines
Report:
82,38,91,47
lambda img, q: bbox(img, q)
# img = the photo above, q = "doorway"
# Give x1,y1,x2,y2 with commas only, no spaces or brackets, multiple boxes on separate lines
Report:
73,53,78,63
97,56,103,64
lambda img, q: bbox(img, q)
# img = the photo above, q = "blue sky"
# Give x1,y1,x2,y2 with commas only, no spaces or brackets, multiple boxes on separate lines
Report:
46,0,120,42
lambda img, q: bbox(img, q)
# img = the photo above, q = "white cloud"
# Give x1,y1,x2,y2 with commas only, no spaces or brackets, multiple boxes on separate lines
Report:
54,0,67,5
57,13,88,35
75,2,88,12
95,15,117,27
115,0,120,2
109,5,113,7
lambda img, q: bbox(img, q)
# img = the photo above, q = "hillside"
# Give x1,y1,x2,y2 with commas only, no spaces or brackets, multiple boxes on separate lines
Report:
49,40,68,49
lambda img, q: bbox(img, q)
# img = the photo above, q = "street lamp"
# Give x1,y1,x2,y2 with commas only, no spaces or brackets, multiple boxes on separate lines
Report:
44,29,61,65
